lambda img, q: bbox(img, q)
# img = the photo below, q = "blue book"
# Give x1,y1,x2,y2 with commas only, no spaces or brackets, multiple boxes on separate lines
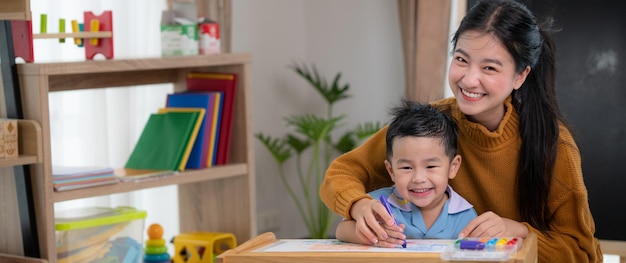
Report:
166,92,218,168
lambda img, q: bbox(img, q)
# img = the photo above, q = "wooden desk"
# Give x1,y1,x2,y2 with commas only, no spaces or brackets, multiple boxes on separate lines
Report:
600,239,626,262
216,232,538,263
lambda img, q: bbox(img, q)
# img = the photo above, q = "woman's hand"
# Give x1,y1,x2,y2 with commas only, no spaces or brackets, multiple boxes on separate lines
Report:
459,211,529,238
372,223,406,248
350,198,406,247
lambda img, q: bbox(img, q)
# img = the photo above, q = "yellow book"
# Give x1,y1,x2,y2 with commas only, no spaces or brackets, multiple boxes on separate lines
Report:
157,107,205,171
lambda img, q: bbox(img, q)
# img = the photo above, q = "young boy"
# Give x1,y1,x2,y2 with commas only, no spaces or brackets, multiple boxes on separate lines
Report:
335,100,477,247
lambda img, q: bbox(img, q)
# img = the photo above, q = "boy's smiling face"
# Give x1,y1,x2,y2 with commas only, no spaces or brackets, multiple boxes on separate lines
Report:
384,136,461,214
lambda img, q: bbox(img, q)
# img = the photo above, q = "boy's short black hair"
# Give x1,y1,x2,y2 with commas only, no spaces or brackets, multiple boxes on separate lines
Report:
386,100,458,160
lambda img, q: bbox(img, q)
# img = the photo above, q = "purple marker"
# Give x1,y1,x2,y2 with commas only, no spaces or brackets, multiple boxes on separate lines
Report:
460,240,486,250
379,194,406,248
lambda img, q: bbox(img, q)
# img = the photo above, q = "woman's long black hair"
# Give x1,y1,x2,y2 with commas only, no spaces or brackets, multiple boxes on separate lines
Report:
451,0,569,232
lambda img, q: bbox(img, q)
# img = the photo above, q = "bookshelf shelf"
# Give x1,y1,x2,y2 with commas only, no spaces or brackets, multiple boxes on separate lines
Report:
53,163,248,202
0,156,38,167
16,53,256,262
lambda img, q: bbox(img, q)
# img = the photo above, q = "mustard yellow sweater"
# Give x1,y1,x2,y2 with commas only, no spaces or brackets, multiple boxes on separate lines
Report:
320,97,602,262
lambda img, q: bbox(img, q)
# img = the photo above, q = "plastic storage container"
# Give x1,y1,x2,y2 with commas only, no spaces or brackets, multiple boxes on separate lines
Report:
55,206,147,263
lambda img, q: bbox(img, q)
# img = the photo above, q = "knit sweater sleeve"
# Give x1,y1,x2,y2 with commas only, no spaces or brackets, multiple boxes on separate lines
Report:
319,126,393,219
524,126,603,263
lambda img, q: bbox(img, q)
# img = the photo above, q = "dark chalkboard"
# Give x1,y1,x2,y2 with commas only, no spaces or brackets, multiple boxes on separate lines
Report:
467,0,626,241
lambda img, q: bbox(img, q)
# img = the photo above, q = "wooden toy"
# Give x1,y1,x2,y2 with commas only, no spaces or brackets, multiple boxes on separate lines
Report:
10,10,114,62
173,232,237,263
71,20,82,46
58,18,65,43
40,14,47,33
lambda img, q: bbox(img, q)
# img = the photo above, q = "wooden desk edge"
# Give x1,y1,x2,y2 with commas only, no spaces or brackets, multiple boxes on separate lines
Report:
600,239,626,262
216,232,277,263
217,232,538,263
515,232,538,263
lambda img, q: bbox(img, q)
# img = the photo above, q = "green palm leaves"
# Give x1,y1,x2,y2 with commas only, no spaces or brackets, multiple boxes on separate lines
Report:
255,62,382,238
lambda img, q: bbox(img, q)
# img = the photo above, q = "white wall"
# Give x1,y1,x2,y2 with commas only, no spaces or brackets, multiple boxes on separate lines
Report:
232,0,404,238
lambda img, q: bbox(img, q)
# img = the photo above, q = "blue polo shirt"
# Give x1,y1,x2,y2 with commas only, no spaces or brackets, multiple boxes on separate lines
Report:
368,185,477,239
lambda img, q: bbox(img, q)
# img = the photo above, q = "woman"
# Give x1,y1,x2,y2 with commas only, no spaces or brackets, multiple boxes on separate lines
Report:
319,0,602,262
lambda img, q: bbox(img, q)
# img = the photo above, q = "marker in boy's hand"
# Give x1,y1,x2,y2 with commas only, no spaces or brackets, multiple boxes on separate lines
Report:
379,194,407,248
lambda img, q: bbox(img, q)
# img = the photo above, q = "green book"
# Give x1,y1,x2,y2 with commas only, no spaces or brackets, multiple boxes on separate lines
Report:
125,111,200,171
157,107,205,171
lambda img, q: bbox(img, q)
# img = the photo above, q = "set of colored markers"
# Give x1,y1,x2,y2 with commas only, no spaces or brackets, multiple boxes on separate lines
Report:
441,237,523,261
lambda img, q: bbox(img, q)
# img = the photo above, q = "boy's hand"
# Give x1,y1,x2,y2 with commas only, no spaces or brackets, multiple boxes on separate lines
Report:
351,198,406,246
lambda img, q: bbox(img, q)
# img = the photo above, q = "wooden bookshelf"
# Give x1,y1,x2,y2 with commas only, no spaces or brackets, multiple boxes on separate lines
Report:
16,53,257,262
0,0,31,20
0,119,42,257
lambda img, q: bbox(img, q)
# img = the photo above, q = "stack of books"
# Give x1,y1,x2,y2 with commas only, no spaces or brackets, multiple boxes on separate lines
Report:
53,166,119,191
177,72,238,167
121,72,237,181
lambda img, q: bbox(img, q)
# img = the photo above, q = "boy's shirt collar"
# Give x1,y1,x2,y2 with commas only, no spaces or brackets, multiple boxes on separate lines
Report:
389,185,473,214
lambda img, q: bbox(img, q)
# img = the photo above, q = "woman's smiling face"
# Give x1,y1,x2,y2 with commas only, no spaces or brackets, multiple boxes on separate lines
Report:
448,30,530,131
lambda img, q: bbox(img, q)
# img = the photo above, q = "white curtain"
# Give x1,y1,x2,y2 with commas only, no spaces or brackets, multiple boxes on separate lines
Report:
30,0,180,246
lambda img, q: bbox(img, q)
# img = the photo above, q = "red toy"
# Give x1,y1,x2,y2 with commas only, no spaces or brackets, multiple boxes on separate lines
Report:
11,10,114,62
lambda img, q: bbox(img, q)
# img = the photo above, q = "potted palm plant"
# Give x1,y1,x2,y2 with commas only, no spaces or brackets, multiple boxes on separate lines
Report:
256,62,382,239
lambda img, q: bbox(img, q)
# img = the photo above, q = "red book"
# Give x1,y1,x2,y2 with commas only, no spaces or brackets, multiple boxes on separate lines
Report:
186,72,237,165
